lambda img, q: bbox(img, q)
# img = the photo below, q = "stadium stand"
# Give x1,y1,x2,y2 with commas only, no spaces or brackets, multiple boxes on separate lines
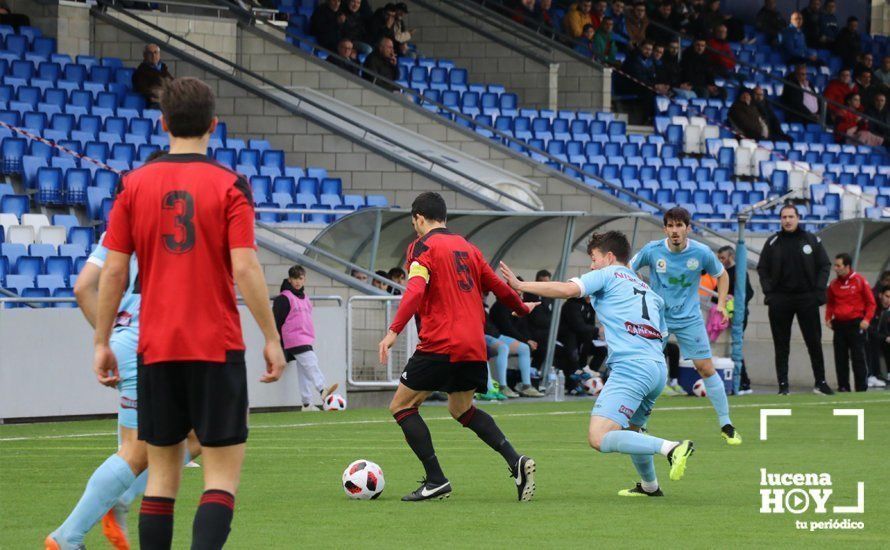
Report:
0,21,387,303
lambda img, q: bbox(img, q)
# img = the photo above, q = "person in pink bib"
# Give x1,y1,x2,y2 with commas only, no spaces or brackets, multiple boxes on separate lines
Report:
273,265,338,411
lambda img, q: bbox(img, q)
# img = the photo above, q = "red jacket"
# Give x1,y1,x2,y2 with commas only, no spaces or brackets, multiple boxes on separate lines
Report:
706,38,735,72
823,80,857,117
826,271,877,323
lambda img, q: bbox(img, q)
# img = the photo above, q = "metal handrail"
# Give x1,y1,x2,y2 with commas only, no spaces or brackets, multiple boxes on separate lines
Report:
94,0,538,212
209,0,751,250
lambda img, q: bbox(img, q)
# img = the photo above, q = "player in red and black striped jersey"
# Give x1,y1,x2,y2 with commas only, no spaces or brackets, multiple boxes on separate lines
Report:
94,77,285,549
378,192,537,502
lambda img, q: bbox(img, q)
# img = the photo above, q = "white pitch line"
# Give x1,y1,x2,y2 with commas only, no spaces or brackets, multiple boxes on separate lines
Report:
2,397,889,443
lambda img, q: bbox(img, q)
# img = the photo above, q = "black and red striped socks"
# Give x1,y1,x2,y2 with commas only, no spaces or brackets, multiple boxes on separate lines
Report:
192,489,235,550
457,406,521,467
394,407,447,484
139,496,175,549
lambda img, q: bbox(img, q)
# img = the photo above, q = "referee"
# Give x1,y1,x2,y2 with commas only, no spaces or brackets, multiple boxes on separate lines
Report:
757,204,832,395
94,77,285,549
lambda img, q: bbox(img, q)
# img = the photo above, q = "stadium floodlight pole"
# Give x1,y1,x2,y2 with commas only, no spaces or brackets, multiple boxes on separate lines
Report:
540,215,577,390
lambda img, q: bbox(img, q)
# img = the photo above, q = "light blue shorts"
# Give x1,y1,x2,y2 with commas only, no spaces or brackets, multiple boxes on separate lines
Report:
110,329,138,429
669,319,712,360
592,360,666,429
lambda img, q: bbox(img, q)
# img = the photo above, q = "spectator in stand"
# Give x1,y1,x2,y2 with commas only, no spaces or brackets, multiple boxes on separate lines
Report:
699,0,733,40
327,38,361,75
875,56,890,88
647,1,677,46
757,203,833,396
835,93,884,146
592,17,618,65
512,0,536,25
488,301,544,397
591,1,608,28
728,89,769,140
756,0,785,46
681,38,724,99
781,12,820,66
0,1,30,29
855,69,879,108
834,17,862,69
800,0,822,48
565,0,597,39
363,36,400,91
716,245,754,394
825,253,876,392
817,0,839,49
865,92,889,140
706,24,736,80
753,86,792,142
392,2,415,55
575,24,598,57
534,0,560,39
619,40,658,122
854,53,874,80
624,2,649,49
369,4,407,56
608,0,629,49
823,68,857,121
131,44,173,108
780,64,821,124
309,0,344,52
658,40,693,99
340,0,372,55
867,287,890,387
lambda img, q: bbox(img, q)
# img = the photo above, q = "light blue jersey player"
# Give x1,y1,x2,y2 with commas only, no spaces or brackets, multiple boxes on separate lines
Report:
46,236,201,550
500,231,695,498
629,207,740,446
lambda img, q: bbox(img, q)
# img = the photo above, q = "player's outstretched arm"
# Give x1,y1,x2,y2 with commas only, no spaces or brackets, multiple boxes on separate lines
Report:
499,262,582,299
73,262,101,329
93,251,130,387
231,247,286,383
379,275,427,364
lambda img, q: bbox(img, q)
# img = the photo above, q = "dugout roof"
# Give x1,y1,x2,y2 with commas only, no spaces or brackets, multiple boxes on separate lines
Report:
308,208,662,275
817,219,890,275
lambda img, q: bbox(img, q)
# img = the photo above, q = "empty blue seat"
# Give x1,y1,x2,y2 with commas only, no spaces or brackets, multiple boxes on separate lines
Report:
93,170,119,194
214,147,236,167
84,142,109,163
250,176,271,203
0,193,27,217
53,215,80,236
320,177,342,196
15,256,43,279
86,187,110,220
2,242,27,266
64,169,90,205
36,167,63,205
238,149,260,169
273,176,296,196
37,274,65,295
4,274,34,296
52,287,77,308
366,195,388,207
1,137,26,173
111,143,135,164
262,150,284,171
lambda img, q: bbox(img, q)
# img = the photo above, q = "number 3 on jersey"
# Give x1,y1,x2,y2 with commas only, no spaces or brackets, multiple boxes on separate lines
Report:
453,251,474,292
162,190,195,254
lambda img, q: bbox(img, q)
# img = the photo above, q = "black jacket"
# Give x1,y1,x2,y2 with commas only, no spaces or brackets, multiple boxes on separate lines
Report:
489,301,530,342
757,228,831,304
272,279,312,355
680,48,715,88
309,3,342,51
362,50,399,91
869,306,890,341
327,53,360,76
780,79,820,124
131,61,173,102
558,298,598,342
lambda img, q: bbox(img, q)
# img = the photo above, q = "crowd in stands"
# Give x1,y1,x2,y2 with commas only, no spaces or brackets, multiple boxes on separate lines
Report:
307,0,415,89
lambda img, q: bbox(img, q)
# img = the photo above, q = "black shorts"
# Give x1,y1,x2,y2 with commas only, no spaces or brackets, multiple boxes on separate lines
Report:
401,352,488,394
137,350,249,447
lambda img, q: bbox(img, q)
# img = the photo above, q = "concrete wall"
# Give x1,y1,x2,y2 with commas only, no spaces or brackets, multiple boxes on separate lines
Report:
402,0,610,112
8,0,90,56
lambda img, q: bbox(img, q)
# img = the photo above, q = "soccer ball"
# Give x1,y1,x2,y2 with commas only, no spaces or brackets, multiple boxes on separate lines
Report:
342,459,385,500
583,376,604,396
692,379,707,397
323,393,347,411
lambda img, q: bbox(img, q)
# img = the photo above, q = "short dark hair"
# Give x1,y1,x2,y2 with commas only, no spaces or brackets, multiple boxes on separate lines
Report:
779,203,800,217
288,265,306,278
535,269,552,280
388,267,406,279
160,77,215,138
375,269,389,279
411,192,447,222
847,16,858,24
835,253,852,266
663,206,691,227
717,245,734,256
586,231,631,263
583,23,595,33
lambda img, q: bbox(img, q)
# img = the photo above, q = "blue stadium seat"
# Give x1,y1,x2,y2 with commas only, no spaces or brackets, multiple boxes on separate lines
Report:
36,167,64,205
0,194,28,217
84,141,109,163
214,147,236,168
53,216,80,237
2,242,27,267
273,177,296,197
112,143,135,163
46,256,72,280
365,195,388,207
343,195,364,209
238,149,260,169
15,256,43,279
36,274,65,295
52,287,77,307
68,226,95,251
262,150,285,172
250,176,271,204
86,187,110,220
137,143,161,161
320,177,342,196
4,274,34,297
64,169,90,205
1,137,26,173
93,169,119,194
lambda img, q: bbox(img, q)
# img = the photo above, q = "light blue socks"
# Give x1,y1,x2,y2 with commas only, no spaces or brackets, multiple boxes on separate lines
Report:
55,454,135,544
600,429,668,455
703,373,732,427
631,454,657,483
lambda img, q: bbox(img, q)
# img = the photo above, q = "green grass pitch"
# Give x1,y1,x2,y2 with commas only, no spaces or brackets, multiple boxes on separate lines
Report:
1,392,888,548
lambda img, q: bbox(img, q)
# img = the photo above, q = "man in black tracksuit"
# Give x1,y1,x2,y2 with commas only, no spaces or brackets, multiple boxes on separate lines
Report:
757,204,833,395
